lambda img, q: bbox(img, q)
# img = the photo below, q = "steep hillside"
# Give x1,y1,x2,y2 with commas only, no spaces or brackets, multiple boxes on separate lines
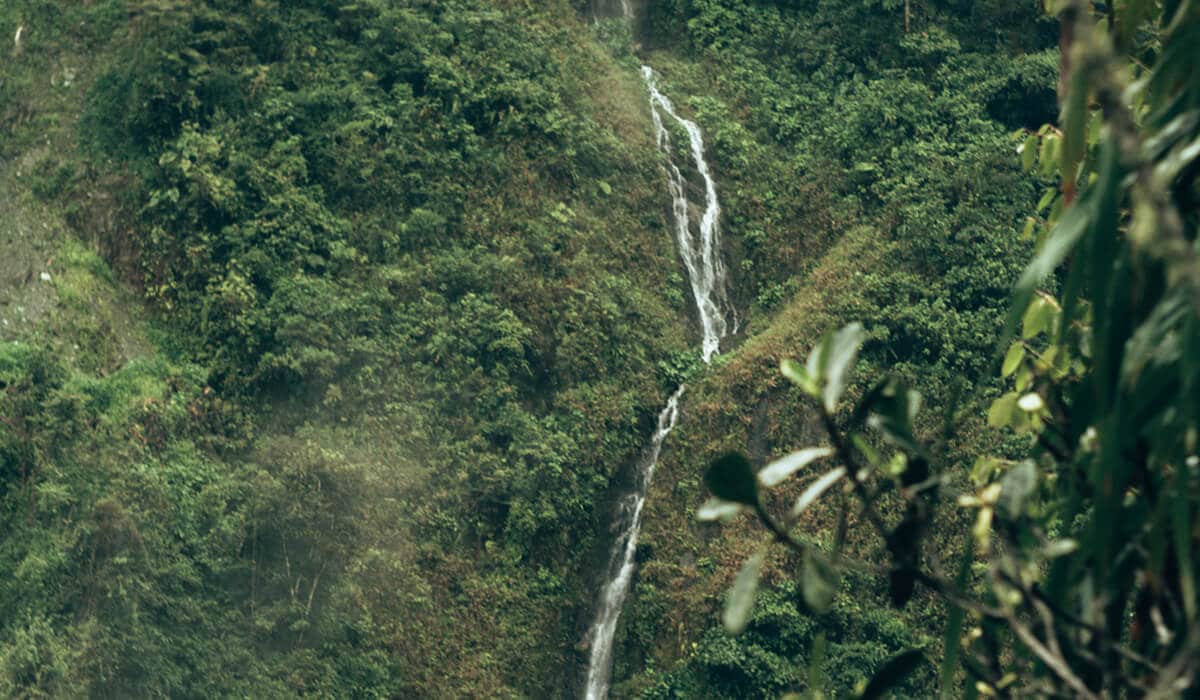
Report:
1,2,692,696
604,2,1057,696
1,0,1074,698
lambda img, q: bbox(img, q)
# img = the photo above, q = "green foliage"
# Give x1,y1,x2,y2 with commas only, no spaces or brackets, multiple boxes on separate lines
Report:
3,0,696,695
0,344,282,697
72,0,693,553
11,0,1187,696
637,0,1047,400
602,1,1068,695
700,1,1200,696
639,581,934,699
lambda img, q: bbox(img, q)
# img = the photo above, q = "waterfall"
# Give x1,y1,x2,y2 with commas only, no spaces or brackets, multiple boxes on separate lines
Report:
641,66,735,362
582,387,683,700
581,40,735,700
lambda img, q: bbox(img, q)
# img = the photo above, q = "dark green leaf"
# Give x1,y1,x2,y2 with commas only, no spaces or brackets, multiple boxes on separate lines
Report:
857,650,926,700
888,568,916,608
705,452,759,506
1086,137,1124,413
866,377,921,453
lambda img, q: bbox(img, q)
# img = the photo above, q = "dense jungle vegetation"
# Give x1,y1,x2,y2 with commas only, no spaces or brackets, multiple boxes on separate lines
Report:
1,0,1196,697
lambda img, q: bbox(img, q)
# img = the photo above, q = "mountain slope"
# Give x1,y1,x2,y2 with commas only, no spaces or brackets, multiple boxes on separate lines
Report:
2,1,1058,697
2,2,691,695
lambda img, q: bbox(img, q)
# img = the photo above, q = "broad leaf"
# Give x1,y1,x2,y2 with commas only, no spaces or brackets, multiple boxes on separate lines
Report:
758,447,834,488
791,467,847,516
999,460,1037,517
857,650,926,700
1021,133,1038,171
1001,342,1024,377
988,392,1018,428
823,323,867,413
866,378,922,453
1022,293,1060,339
696,498,743,522
781,358,820,396
723,549,764,634
1000,199,1091,357
802,551,838,613
705,452,759,506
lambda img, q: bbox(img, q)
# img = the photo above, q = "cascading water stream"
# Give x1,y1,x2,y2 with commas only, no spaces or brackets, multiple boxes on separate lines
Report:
582,386,683,700
641,66,735,363
581,30,736,699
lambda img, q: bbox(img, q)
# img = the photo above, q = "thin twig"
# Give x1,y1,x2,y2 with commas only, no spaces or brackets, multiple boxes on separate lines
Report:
819,407,888,534
1004,606,1100,700
913,569,1005,622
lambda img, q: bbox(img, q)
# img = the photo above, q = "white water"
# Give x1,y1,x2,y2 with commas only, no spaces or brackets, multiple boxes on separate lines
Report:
641,65,734,363
582,386,683,700
582,49,735,700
